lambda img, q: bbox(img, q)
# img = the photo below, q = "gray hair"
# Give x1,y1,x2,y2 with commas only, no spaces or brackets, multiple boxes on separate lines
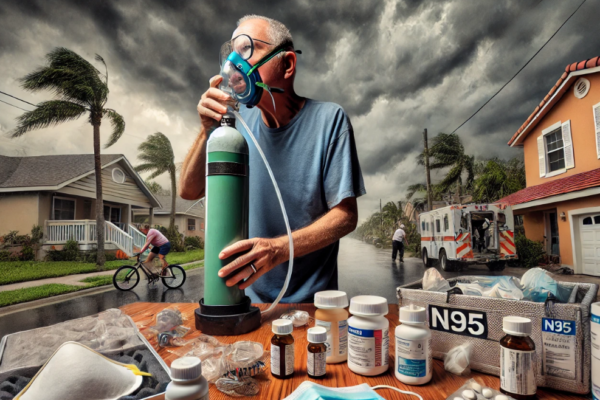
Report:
237,15,294,54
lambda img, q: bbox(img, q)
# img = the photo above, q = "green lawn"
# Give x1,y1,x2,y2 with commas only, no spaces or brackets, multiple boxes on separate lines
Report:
0,249,204,286
80,275,113,287
0,284,84,307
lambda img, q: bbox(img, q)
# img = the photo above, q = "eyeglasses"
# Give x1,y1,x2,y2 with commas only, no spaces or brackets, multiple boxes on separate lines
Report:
220,34,275,66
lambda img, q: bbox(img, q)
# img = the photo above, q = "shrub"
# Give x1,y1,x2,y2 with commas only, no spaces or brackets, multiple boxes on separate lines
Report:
184,236,203,250
15,234,32,246
30,225,43,244
62,239,80,261
165,226,185,252
19,245,35,261
2,231,18,245
515,233,545,269
0,250,12,261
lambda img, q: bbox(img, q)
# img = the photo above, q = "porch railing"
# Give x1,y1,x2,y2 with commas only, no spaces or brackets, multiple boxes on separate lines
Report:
45,220,134,256
128,224,147,253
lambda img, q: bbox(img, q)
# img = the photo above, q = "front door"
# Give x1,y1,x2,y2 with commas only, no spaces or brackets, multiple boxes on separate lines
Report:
104,205,122,229
581,214,600,275
545,211,560,255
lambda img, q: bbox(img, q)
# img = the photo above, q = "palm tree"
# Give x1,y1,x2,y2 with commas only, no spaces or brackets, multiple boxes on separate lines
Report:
406,183,427,200
144,180,164,195
135,133,177,230
472,158,526,203
11,47,125,268
418,132,474,198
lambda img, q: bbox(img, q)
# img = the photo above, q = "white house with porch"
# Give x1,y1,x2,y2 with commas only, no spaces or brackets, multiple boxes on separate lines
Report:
0,154,161,258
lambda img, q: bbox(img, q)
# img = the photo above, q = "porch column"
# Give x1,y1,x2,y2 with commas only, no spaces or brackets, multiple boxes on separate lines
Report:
126,204,132,231
149,207,154,227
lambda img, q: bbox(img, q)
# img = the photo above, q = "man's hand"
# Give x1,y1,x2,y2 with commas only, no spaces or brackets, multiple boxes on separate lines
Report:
217,237,289,290
197,75,231,132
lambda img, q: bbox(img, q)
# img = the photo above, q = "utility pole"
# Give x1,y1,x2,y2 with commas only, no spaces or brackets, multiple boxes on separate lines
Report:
380,199,382,228
423,129,433,211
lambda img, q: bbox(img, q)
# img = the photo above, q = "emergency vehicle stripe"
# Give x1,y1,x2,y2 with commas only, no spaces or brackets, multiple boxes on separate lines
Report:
500,242,515,255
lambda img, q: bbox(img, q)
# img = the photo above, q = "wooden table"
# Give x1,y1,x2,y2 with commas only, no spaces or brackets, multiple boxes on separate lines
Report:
120,302,588,399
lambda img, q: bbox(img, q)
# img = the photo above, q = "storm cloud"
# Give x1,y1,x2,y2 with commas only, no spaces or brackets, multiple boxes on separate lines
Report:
0,0,598,221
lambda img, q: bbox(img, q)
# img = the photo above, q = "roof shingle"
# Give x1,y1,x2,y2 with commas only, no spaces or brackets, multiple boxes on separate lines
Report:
497,168,600,206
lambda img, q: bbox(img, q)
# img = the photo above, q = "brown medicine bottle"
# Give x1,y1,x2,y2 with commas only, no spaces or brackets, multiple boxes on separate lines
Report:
307,327,327,379
271,319,294,379
500,316,537,400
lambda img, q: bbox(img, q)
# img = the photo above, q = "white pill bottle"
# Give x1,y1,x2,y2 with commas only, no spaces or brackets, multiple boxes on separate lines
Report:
591,302,600,400
347,295,389,376
165,357,209,400
395,304,432,385
314,290,349,364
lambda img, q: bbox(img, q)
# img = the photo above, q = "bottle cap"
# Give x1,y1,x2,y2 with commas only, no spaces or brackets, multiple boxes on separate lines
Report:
272,319,293,335
170,357,202,381
503,316,531,336
307,327,328,343
349,295,388,316
399,304,427,324
314,290,349,309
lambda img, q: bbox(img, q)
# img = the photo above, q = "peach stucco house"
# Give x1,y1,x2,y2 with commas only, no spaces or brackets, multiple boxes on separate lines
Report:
499,56,600,275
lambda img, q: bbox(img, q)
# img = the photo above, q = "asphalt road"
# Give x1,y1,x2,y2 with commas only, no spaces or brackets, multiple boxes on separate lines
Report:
0,237,526,337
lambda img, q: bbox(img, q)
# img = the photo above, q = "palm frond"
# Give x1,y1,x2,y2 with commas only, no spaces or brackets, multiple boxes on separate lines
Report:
95,54,108,86
135,132,175,180
11,100,87,137
103,108,125,148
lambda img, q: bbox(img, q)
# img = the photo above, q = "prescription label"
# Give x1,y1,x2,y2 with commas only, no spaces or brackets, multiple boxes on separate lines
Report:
500,348,536,395
541,318,576,379
591,313,600,400
348,326,389,369
308,352,326,377
395,336,431,378
271,344,294,376
315,320,333,357
338,319,348,356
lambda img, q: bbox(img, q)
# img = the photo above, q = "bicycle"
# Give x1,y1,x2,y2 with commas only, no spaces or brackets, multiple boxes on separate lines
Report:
112,253,186,291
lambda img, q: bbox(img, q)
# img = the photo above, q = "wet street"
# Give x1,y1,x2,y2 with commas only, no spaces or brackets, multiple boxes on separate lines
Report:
0,237,528,337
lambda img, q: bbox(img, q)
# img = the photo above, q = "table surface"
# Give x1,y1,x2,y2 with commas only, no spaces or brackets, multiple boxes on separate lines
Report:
119,302,588,400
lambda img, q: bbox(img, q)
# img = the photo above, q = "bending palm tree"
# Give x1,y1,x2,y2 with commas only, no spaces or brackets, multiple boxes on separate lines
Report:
136,133,177,231
11,47,125,268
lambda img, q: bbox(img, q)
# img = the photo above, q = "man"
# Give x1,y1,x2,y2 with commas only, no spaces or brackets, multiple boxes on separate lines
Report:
179,15,365,303
392,223,408,262
138,225,171,276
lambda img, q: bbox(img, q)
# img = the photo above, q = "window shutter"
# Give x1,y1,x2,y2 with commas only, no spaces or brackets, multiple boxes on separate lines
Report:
594,103,600,159
561,120,574,169
537,135,546,177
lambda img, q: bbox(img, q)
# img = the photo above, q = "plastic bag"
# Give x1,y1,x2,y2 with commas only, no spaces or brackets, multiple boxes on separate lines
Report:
216,376,260,397
280,310,310,327
423,268,451,292
444,343,473,376
445,378,516,400
521,268,572,303
147,307,190,346
457,277,524,300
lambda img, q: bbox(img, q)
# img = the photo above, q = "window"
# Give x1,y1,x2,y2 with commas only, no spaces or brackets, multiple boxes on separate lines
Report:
443,215,449,231
436,219,441,233
595,216,600,224
188,218,196,231
583,217,593,225
497,213,506,228
421,221,425,231
545,128,565,172
112,167,125,184
53,197,75,220
426,222,429,232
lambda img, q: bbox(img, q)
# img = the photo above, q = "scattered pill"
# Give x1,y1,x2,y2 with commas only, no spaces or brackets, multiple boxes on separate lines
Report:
471,382,482,393
482,388,493,398
495,396,509,400
462,390,476,400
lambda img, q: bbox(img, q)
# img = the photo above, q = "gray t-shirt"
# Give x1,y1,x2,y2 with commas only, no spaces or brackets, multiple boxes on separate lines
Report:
237,98,366,303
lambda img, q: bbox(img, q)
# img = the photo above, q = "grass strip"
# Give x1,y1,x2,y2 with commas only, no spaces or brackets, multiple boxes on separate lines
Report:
80,275,113,287
0,284,85,307
166,249,204,265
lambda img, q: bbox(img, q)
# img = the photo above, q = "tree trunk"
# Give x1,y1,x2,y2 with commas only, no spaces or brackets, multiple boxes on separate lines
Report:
93,121,106,268
149,207,154,227
169,167,176,230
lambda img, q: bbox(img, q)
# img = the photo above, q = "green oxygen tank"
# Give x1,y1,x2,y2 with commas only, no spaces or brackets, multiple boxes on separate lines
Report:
203,112,249,306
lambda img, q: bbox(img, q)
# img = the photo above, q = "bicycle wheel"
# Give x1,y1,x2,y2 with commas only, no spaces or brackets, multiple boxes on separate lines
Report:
161,265,186,289
113,266,140,291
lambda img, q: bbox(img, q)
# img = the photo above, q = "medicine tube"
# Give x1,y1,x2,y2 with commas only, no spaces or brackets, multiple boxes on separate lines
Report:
271,319,294,379
347,295,389,376
500,316,537,400
314,290,349,363
307,326,327,379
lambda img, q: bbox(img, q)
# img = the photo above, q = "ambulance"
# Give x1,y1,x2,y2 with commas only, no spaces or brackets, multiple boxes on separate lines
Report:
419,203,517,271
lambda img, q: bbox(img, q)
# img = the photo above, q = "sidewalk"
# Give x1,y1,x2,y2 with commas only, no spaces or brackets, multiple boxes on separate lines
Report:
0,261,203,292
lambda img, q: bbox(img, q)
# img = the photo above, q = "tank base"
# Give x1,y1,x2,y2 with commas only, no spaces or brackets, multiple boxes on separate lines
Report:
195,296,261,336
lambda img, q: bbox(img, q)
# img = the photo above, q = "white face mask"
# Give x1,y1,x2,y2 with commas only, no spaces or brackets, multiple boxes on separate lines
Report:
15,342,150,400
282,381,423,400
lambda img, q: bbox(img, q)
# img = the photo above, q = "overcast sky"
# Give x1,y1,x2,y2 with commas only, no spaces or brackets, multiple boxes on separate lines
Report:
1,0,598,222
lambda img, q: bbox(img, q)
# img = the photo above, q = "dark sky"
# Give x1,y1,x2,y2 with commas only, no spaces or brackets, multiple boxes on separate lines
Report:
0,0,598,220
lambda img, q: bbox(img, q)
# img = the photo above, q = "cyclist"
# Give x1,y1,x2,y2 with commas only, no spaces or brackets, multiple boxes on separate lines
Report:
138,224,171,276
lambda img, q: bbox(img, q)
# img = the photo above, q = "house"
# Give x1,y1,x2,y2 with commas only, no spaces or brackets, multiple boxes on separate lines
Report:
0,154,161,257
132,194,205,240
498,55,600,275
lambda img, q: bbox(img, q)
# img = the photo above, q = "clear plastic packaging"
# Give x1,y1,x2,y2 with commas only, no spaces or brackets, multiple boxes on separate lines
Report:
279,310,311,327
423,268,451,292
148,307,191,347
444,343,473,376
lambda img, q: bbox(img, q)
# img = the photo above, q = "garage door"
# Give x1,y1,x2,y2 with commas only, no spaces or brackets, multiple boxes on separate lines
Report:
581,214,600,275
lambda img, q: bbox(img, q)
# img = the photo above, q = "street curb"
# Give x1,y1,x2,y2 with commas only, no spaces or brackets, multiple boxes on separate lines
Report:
0,263,204,317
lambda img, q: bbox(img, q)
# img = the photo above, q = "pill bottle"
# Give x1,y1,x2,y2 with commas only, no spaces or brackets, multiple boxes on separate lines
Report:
591,302,600,399
307,326,327,379
500,316,536,400
314,290,349,364
395,304,432,385
271,319,295,379
347,295,389,376
165,357,209,400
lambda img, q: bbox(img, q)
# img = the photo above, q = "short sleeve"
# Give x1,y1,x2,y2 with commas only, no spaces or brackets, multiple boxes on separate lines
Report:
323,117,366,209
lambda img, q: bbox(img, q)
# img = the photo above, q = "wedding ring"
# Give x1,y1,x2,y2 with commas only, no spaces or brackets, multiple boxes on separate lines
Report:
250,263,257,274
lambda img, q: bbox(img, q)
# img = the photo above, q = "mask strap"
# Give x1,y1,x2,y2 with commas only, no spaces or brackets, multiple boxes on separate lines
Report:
247,47,286,75
372,385,424,400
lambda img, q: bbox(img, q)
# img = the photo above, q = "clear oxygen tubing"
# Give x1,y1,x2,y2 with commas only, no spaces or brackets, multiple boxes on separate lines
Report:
233,109,294,315
372,385,424,400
